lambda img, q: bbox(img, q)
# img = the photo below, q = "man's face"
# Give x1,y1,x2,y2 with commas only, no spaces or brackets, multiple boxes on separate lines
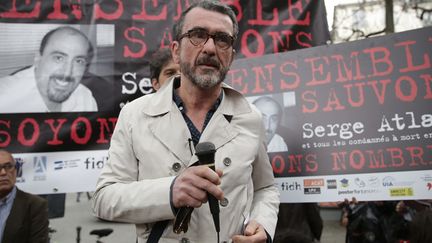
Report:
152,60,180,91
34,29,91,103
255,100,280,145
0,151,16,198
172,7,235,89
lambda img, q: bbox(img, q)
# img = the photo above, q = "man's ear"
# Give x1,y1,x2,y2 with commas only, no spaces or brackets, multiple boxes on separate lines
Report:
228,48,236,66
34,52,41,63
151,78,160,91
171,42,180,64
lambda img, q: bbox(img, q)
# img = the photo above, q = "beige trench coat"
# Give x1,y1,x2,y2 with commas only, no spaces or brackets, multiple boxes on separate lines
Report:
92,77,280,243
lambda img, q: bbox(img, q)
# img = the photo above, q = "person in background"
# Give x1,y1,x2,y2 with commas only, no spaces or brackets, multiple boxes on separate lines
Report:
274,203,323,243
92,1,279,242
275,230,315,243
149,47,180,91
340,198,410,243
253,96,288,152
409,208,432,243
0,149,49,243
396,200,432,243
0,26,97,113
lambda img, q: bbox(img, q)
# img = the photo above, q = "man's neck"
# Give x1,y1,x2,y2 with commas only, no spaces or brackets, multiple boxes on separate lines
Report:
178,78,222,113
177,77,222,132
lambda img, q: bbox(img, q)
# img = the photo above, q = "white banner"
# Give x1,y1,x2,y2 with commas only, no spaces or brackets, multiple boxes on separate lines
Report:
276,170,432,202
14,149,432,202
14,150,107,194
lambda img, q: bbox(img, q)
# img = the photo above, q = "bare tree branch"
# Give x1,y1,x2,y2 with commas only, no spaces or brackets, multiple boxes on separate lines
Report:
412,4,432,20
344,28,367,42
365,28,387,38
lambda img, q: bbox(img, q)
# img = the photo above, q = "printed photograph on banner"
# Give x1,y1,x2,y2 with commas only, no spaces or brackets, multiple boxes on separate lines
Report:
247,91,298,154
0,23,115,113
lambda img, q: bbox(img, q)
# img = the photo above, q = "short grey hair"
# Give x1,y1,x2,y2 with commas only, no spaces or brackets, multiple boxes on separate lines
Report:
173,0,238,42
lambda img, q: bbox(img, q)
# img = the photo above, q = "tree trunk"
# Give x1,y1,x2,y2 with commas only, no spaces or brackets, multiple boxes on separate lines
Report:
385,0,395,34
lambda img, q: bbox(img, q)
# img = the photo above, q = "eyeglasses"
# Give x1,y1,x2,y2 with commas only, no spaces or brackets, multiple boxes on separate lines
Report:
0,163,16,172
178,28,234,50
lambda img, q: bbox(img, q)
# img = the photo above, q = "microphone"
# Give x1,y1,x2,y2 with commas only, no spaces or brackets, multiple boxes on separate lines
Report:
195,142,220,233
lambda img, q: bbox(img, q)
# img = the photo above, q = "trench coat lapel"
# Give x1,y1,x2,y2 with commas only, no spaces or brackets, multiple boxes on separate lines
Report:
200,84,252,149
142,77,193,164
149,106,193,164
200,112,237,150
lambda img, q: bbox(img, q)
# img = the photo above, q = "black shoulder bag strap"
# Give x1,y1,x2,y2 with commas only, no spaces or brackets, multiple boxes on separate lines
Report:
147,220,169,243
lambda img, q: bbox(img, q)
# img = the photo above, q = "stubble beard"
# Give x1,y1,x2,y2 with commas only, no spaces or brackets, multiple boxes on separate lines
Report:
180,60,229,89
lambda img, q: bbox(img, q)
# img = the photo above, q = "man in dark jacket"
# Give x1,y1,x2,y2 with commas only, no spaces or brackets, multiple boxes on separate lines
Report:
274,203,323,243
0,149,49,243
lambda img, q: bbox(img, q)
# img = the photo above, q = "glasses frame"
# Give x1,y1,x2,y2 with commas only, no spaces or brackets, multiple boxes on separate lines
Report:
0,162,16,172
178,28,234,50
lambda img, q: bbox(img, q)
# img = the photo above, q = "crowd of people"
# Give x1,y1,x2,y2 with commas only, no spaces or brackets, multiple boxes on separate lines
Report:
340,198,432,243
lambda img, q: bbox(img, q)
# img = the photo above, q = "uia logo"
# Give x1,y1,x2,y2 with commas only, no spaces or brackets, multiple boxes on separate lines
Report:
33,156,47,181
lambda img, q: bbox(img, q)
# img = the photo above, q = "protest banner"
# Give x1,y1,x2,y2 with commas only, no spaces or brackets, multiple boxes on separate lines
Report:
225,26,432,202
2,1,431,203
0,1,330,195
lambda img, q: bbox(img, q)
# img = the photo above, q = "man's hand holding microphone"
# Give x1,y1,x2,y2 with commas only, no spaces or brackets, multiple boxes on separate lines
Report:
172,166,224,209
171,142,268,243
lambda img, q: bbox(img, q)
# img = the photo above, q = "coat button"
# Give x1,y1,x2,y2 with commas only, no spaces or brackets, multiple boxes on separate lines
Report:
220,197,229,207
223,157,231,166
172,162,181,172
180,238,190,243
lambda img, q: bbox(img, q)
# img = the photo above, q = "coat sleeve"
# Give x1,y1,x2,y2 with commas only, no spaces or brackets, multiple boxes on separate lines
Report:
91,102,176,224
249,121,280,239
29,195,49,243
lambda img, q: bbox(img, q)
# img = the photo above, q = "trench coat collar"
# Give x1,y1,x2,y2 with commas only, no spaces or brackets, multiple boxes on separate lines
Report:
142,76,252,163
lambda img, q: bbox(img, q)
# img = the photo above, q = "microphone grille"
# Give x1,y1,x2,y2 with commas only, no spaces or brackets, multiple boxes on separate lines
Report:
195,142,215,155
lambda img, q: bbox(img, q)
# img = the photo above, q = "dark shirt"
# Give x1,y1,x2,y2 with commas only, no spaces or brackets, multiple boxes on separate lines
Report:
173,89,222,146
